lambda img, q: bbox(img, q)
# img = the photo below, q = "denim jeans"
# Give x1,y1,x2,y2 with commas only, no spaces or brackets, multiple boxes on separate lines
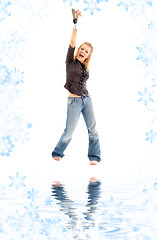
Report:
52,96,101,162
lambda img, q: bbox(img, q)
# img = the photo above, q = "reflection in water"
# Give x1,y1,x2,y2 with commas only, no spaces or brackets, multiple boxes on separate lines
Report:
51,181,78,226
51,178,101,238
51,178,157,239
84,177,101,222
1,174,157,239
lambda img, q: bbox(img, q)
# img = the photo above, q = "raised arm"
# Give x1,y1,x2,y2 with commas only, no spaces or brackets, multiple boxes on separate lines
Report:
70,27,77,48
70,9,82,48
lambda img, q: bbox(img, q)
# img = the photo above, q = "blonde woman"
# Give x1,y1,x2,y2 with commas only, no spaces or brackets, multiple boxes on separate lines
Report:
52,10,101,165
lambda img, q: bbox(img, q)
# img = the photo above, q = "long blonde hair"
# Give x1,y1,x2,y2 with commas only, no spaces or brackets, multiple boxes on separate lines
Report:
74,42,93,71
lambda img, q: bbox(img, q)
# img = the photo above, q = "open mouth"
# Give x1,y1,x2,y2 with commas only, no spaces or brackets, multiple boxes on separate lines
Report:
79,53,84,58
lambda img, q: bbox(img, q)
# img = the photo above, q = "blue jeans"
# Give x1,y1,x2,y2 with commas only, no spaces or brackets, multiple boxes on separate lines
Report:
52,96,101,162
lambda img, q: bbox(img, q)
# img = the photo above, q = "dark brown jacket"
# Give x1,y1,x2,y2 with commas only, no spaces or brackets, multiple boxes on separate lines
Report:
64,45,89,96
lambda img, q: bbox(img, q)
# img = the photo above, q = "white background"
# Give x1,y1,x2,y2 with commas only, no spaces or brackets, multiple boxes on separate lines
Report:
0,1,156,180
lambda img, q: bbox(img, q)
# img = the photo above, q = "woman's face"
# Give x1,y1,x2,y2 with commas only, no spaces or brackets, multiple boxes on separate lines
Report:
77,44,91,63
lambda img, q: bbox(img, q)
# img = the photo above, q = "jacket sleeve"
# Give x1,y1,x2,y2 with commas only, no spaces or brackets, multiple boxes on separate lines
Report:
66,45,75,64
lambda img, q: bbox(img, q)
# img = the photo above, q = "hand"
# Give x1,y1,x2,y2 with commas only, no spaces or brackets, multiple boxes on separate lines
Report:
76,9,82,19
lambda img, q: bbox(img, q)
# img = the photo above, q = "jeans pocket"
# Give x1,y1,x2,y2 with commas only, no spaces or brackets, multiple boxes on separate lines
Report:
68,98,74,106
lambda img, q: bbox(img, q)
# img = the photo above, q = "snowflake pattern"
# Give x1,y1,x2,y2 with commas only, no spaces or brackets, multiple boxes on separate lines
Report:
6,210,26,232
44,197,53,206
0,136,14,157
0,65,24,87
10,68,24,86
138,87,154,107
0,64,30,156
24,202,39,221
62,0,109,14
137,42,157,67
0,115,31,157
147,20,157,31
0,173,157,239
40,218,66,238
26,122,32,128
100,196,123,220
0,0,11,22
0,64,11,85
0,113,31,150
27,188,39,202
148,21,153,30
117,0,136,11
136,46,149,66
152,78,157,88
84,0,101,15
146,129,157,143
63,0,79,6
0,27,30,62
0,1,32,158
117,0,153,18
9,172,26,191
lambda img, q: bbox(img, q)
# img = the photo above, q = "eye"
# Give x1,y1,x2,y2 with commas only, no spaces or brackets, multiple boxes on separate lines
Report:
85,50,89,54
81,47,84,50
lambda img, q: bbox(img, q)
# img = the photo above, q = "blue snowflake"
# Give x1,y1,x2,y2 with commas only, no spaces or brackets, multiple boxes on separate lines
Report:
152,78,157,88
45,197,53,206
26,122,32,128
138,87,154,107
0,0,11,22
40,218,66,237
40,219,55,236
27,188,39,202
0,30,29,61
24,202,39,221
6,210,25,231
63,0,79,6
10,67,24,86
9,172,26,191
117,0,135,11
100,196,123,220
148,22,153,30
146,130,157,143
10,31,25,46
117,0,152,12
145,0,153,7
6,205,41,239
0,64,11,85
0,136,14,157
136,47,149,66
84,0,100,15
